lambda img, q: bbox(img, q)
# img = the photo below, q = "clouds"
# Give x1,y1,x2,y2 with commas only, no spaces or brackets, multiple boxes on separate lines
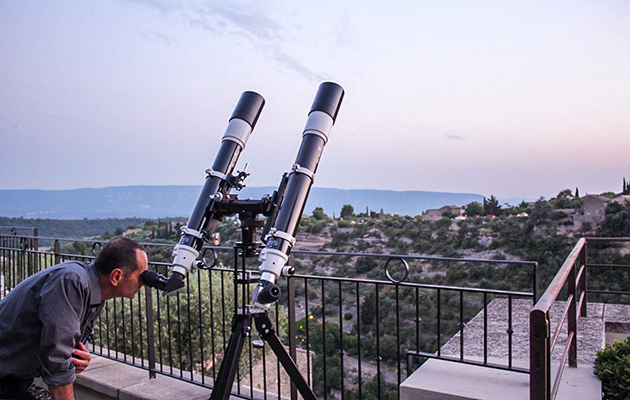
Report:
136,28,172,45
445,134,466,141
191,1,282,41
126,0,324,81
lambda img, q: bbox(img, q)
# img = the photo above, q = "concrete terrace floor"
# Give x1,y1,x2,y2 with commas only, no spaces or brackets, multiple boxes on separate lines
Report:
31,299,630,400
401,299,630,400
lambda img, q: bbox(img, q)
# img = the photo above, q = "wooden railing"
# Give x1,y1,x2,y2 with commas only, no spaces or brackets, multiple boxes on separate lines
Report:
529,237,630,400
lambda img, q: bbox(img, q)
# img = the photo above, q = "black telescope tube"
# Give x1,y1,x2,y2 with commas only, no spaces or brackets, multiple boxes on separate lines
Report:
187,92,265,233
272,83,343,251
164,91,265,295
253,82,344,306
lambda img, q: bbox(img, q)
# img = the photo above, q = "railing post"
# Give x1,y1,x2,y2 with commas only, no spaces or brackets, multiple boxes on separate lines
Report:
287,254,298,400
19,237,27,281
145,285,157,379
54,239,61,265
530,309,549,400
579,243,587,317
144,247,157,379
568,263,577,367
33,228,39,274
533,262,539,304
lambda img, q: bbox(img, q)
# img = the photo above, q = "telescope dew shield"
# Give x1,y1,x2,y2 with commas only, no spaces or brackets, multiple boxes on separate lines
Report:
165,91,265,295
253,82,344,307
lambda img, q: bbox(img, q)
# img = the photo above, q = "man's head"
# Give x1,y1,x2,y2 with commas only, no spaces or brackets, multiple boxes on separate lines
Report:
94,237,148,300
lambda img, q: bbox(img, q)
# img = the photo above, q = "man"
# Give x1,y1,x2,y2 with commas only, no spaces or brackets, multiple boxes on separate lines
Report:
0,237,148,400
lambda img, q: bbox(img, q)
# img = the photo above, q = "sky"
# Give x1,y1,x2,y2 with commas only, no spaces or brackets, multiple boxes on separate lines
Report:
1,0,629,199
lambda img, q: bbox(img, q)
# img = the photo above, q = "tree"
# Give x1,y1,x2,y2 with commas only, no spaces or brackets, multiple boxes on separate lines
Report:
312,207,328,220
552,189,574,209
464,201,484,216
531,197,552,222
483,195,501,216
340,204,354,219
575,187,580,198
551,188,581,209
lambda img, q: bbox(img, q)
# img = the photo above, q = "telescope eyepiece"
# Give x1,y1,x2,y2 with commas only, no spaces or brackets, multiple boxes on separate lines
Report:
141,270,168,292
254,281,281,305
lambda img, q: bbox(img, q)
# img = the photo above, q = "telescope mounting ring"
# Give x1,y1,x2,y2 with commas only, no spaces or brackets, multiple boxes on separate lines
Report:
205,168,228,180
265,228,296,248
291,163,316,181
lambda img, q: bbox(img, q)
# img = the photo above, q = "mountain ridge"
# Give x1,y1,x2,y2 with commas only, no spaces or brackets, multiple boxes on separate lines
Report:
0,185,524,219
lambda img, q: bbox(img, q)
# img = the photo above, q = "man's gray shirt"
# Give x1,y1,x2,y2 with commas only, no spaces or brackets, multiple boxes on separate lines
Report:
0,261,105,386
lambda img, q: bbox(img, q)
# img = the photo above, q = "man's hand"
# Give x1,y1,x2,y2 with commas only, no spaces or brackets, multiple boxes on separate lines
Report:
71,341,91,374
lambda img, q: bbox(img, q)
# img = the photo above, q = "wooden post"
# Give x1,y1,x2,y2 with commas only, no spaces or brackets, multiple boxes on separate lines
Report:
530,309,549,400
568,263,577,367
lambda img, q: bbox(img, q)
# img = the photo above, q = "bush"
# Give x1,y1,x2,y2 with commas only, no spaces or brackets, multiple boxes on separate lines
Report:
594,337,630,399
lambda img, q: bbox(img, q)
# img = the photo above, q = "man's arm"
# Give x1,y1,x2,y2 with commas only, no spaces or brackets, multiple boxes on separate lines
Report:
49,383,75,400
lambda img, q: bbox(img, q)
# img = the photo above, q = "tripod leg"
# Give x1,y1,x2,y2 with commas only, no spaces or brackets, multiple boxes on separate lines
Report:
210,314,252,400
255,314,317,400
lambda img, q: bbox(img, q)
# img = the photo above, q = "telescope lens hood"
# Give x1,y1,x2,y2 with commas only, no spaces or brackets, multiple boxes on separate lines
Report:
230,91,266,129
309,82,344,124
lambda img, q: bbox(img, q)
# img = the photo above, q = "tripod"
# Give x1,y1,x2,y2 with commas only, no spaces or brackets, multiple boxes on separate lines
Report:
209,213,316,400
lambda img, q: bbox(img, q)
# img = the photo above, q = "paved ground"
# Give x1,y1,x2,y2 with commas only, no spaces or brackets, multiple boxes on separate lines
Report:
402,300,630,400
439,299,612,365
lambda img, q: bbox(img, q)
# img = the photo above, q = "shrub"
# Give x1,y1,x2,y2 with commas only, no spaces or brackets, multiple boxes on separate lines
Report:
594,337,630,399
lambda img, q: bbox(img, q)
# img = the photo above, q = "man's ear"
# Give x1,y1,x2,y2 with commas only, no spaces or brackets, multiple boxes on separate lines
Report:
109,268,124,287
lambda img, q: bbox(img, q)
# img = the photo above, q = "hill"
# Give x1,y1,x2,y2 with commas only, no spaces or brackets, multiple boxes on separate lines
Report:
0,186,486,219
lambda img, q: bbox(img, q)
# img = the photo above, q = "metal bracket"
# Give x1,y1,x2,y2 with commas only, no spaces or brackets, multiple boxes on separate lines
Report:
206,168,227,180
265,228,296,247
180,226,204,240
290,163,315,181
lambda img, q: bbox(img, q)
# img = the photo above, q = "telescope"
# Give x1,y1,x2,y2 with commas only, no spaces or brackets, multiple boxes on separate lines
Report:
252,82,344,308
157,82,344,400
163,91,265,295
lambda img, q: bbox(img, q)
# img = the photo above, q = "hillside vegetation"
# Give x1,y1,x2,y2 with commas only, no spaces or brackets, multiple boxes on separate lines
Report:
3,189,629,399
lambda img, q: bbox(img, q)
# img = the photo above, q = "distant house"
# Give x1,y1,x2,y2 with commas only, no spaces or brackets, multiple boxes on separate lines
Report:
581,195,610,225
123,228,142,237
422,205,461,221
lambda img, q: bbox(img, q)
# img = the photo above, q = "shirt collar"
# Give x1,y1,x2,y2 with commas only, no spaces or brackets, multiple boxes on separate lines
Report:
87,263,103,306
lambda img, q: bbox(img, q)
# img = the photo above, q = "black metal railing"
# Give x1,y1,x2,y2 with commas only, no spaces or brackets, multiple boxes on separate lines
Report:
529,237,630,400
1,232,537,400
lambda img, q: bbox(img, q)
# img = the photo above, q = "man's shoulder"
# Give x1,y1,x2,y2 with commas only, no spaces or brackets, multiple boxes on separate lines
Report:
48,261,92,284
